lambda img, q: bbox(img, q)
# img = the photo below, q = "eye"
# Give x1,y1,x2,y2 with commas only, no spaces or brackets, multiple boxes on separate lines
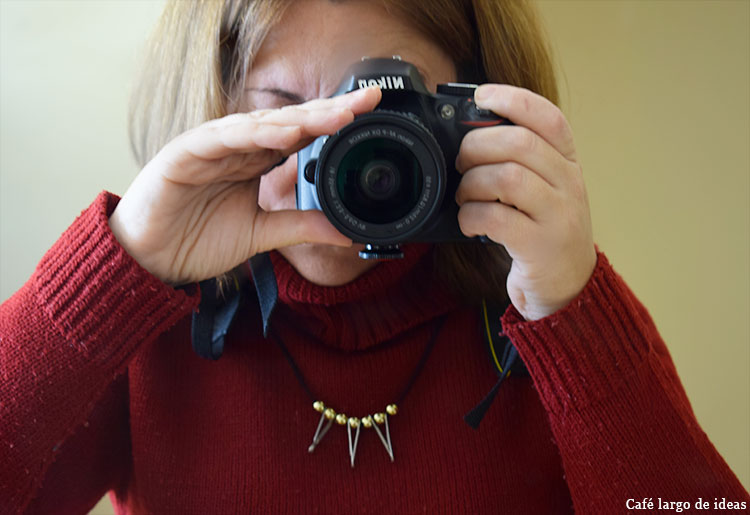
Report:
245,87,306,109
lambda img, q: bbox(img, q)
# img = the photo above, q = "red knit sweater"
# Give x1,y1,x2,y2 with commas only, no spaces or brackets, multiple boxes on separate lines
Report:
1,193,747,514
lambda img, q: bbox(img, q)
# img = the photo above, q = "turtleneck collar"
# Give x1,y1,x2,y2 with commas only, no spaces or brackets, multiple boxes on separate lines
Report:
268,244,459,352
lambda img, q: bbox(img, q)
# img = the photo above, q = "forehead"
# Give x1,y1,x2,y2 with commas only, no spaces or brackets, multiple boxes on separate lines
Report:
246,0,455,101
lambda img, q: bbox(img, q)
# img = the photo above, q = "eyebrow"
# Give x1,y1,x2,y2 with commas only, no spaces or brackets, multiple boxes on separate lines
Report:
244,87,307,104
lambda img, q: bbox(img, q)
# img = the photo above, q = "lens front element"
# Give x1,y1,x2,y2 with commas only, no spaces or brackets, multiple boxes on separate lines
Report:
361,159,400,201
337,139,419,224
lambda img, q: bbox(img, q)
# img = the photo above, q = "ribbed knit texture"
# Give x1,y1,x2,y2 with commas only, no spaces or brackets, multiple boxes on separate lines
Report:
1,192,747,514
0,193,199,514
501,254,749,513
270,243,455,351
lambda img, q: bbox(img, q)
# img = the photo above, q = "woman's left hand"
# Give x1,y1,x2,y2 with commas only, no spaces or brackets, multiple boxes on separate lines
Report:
455,84,597,321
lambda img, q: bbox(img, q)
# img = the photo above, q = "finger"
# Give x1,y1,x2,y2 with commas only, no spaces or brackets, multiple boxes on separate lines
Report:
457,200,535,252
163,110,347,184
474,84,576,161
240,106,351,137
156,89,382,188
189,108,349,160
455,162,553,221
250,209,352,254
237,86,381,130
294,85,382,114
154,123,300,185
218,86,382,126
180,88,382,162
456,125,573,188
179,149,288,186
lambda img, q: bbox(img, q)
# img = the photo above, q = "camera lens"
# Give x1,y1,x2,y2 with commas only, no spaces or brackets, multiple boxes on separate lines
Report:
315,111,445,242
336,137,420,224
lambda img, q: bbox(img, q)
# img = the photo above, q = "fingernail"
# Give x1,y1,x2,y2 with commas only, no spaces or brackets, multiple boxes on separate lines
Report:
474,84,492,103
355,85,379,97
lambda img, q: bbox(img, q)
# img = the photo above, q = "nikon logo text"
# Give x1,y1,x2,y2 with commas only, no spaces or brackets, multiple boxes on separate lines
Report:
357,76,405,90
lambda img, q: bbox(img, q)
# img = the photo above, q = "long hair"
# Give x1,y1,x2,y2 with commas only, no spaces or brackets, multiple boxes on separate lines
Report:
129,0,558,304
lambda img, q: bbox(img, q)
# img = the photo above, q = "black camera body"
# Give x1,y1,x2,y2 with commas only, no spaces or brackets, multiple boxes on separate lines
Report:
296,57,510,259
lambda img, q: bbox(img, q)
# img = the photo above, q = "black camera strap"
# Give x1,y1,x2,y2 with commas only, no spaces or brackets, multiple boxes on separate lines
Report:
190,254,277,361
191,278,242,361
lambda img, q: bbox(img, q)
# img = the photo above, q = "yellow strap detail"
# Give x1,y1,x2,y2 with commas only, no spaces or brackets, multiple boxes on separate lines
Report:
482,299,504,374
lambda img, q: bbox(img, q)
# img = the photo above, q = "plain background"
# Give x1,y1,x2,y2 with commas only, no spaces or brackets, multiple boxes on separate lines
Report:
0,1,747,513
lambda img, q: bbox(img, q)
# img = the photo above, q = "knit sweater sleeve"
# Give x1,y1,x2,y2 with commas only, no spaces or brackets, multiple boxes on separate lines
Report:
501,251,749,513
0,192,199,513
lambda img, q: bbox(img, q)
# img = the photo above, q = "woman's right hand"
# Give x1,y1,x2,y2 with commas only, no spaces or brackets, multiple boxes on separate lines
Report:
109,87,382,285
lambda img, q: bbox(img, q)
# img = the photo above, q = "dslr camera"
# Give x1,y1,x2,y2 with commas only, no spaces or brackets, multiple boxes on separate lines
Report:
296,57,510,259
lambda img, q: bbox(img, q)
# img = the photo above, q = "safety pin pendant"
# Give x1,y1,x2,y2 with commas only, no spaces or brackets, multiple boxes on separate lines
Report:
347,420,361,468
372,414,394,461
308,412,333,452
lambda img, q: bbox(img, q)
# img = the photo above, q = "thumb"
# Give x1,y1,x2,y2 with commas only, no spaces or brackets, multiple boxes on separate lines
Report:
250,209,353,255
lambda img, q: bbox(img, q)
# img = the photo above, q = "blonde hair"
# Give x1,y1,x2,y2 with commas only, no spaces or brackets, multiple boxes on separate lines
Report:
130,0,558,303
129,0,289,165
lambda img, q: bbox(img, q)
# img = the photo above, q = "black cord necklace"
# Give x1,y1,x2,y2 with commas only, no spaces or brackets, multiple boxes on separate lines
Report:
191,253,525,465
269,315,446,468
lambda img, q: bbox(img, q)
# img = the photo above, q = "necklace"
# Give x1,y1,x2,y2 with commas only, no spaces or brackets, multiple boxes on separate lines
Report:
271,315,446,468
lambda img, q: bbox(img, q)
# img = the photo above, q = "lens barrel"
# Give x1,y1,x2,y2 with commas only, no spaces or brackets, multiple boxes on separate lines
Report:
315,111,445,243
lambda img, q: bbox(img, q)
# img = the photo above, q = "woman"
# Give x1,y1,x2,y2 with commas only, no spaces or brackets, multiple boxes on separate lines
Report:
1,0,747,513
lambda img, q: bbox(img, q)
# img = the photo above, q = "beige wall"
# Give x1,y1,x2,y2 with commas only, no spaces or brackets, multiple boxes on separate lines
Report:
0,1,747,513
538,0,749,492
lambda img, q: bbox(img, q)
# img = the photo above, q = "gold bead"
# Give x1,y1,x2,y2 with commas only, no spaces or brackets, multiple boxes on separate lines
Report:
386,404,398,416
348,417,360,429
335,413,348,425
362,415,373,428
324,407,336,420
313,401,325,413
373,412,385,425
